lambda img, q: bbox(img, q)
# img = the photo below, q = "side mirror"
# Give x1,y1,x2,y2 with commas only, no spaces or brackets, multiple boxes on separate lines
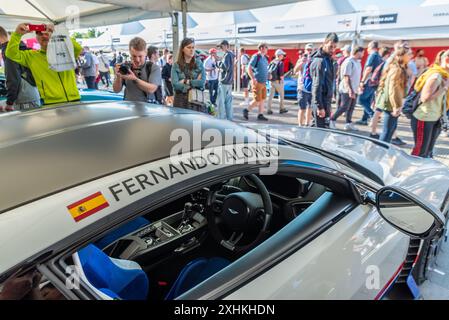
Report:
376,186,445,239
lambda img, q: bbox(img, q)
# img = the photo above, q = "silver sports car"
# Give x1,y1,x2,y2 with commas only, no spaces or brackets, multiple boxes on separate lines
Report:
0,102,448,300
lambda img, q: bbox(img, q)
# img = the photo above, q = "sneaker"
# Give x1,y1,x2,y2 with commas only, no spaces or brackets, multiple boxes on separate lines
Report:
257,114,268,121
243,108,249,120
370,133,380,139
280,109,288,114
329,120,336,129
391,137,406,146
355,120,368,126
267,110,273,115
344,123,359,131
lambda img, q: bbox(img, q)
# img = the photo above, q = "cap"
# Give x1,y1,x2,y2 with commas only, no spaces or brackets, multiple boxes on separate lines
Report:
342,44,352,53
218,40,230,47
275,49,286,56
305,43,314,50
209,48,217,54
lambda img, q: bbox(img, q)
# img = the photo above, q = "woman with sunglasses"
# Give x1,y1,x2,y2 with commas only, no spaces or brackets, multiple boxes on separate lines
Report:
411,50,449,158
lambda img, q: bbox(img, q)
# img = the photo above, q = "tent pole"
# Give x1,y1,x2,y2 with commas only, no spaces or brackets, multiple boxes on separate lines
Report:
235,37,241,93
171,12,180,59
182,0,187,39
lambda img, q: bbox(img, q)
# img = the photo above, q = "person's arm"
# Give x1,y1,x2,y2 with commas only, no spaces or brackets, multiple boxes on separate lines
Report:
143,64,161,93
134,78,157,93
361,66,373,85
161,65,169,80
342,61,355,98
241,57,247,76
344,75,354,98
248,55,257,86
191,60,205,89
293,59,303,75
360,54,375,86
420,74,447,103
3,55,21,106
71,38,82,59
5,25,33,68
203,59,213,73
279,61,285,81
112,64,124,93
225,53,233,75
311,58,324,111
388,70,405,112
171,63,189,93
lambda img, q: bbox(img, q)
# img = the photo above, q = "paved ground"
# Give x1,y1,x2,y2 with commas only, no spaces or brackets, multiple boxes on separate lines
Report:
230,92,449,167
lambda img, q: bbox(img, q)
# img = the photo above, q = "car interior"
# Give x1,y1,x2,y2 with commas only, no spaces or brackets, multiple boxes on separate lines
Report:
57,170,357,300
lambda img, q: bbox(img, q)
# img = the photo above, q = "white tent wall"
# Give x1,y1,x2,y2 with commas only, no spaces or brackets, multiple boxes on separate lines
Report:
281,0,355,20
358,3,449,41
157,12,357,47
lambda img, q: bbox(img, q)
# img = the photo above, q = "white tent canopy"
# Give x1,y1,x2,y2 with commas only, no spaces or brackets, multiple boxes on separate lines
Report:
0,0,169,30
0,0,301,30
80,0,301,13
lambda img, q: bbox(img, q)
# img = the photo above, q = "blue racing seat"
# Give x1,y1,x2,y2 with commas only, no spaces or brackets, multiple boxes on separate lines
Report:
74,246,230,300
165,257,231,300
95,216,150,249
74,244,149,300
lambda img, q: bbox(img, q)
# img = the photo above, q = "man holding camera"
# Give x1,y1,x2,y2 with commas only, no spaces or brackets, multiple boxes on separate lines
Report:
113,37,162,103
6,23,82,106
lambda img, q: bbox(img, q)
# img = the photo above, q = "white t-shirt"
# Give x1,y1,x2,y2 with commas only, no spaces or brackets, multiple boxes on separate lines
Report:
241,54,250,66
339,57,362,94
98,54,110,73
204,56,219,81
92,55,99,66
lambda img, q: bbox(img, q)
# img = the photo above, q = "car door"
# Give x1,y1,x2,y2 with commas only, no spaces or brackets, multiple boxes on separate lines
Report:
226,162,410,300
180,161,410,300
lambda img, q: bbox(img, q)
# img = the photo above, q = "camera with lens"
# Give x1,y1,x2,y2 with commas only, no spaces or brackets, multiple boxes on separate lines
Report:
119,63,132,75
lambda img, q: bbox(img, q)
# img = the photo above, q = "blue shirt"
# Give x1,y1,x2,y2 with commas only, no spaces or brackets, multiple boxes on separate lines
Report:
249,53,269,83
364,52,383,87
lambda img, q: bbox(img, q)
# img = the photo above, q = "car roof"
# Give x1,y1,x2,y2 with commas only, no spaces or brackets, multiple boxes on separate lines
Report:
0,102,262,213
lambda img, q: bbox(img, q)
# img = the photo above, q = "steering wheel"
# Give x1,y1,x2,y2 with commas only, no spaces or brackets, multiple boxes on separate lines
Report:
206,174,273,253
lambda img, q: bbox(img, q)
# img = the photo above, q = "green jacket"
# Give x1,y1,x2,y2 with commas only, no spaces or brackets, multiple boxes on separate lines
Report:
171,58,206,93
6,32,82,105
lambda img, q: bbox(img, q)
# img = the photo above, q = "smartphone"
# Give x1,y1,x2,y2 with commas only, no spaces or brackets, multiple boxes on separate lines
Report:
28,24,47,32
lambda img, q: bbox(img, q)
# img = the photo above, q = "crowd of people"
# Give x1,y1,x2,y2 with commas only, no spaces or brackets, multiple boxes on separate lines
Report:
0,23,448,160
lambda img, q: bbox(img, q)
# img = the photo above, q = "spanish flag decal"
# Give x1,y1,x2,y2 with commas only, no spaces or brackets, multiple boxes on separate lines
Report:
67,192,109,222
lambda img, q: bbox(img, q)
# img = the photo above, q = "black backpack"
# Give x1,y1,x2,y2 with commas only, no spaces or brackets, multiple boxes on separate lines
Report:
144,62,163,104
402,68,429,119
368,61,386,87
267,60,280,81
